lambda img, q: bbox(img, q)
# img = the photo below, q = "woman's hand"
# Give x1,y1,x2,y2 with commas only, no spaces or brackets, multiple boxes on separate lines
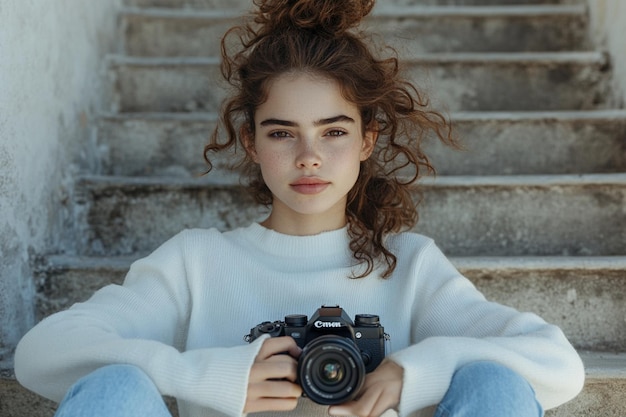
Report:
328,360,404,417
244,336,303,413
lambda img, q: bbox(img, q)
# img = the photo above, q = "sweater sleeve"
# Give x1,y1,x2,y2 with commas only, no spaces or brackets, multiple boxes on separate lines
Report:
388,241,585,417
14,231,264,417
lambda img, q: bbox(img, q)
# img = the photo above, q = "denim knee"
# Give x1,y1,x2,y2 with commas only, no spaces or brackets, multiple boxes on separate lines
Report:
434,361,543,417
64,364,159,400
78,364,149,386
55,364,172,417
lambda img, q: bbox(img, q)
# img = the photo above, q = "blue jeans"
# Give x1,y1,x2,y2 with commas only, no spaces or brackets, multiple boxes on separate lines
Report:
434,362,544,417
54,365,173,417
55,362,542,416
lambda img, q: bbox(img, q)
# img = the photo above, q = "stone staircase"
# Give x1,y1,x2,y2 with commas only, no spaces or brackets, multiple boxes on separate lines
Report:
2,0,626,416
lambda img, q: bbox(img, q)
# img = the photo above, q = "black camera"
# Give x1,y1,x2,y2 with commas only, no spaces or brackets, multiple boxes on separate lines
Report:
244,305,387,405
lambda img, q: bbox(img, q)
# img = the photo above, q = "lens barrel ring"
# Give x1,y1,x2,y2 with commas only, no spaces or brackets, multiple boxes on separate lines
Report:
298,335,366,405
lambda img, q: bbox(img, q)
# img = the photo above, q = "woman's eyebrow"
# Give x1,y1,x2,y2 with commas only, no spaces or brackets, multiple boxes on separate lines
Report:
259,118,297,127
314,115,355,126
259,115,355,127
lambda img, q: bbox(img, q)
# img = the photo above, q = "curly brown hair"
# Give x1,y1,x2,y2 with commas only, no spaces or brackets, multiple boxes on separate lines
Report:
204,0,457,278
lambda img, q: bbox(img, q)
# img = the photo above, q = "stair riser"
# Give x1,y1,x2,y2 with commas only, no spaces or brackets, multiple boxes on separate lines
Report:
123,12,589,57
97,115,626,177
468,268,626,351
111,58,611,113
36,267,126,321
98,118,215,178
75,180,626,257
36,262,626,351
421,182,626,256
433,116,626,175
122,0,583,9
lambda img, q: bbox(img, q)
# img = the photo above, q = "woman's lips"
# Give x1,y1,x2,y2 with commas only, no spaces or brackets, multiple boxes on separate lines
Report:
290,178,330,194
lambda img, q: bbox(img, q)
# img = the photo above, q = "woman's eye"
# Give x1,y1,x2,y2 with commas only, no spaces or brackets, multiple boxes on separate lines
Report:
269,131,292,139
326,129,347,137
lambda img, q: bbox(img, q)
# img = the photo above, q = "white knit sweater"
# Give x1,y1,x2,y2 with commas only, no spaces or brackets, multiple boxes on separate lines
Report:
15,223,584,417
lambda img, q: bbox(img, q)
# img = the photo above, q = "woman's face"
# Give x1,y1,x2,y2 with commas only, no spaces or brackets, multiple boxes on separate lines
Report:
247,72,376,235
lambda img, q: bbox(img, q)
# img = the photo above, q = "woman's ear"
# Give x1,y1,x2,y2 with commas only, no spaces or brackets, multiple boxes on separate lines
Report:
360,127,378,161
241,124,258,163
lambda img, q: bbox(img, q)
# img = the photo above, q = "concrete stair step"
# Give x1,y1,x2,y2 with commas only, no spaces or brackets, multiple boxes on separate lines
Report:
97,110,626,178
108,52,612,113
122,0,584,10
548,352,626,416
69,173,626,257
121,5,590,56
35,254,626,351
456,256,626,351
1,352,625,416
34,255,131,321
0,370,56,417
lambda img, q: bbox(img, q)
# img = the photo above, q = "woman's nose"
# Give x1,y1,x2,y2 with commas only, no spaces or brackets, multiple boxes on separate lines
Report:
295,138,321,168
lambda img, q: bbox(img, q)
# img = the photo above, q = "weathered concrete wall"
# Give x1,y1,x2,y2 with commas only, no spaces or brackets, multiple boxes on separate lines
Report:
588,0,626,105
0,0,121,368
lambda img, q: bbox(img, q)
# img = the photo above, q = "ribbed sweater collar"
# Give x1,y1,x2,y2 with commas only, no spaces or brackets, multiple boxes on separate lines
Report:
236,223,353,261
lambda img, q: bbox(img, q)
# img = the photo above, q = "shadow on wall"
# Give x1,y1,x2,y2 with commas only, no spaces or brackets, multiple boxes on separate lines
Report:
0,0,122,368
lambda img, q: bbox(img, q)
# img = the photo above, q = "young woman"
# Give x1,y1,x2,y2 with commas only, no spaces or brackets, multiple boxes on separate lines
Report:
15,1,584,416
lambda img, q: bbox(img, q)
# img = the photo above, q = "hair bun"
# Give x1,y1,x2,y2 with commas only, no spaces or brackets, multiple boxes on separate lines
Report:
253,0,374,36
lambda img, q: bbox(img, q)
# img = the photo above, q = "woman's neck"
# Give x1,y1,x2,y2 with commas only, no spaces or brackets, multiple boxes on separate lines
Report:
260,211,347,236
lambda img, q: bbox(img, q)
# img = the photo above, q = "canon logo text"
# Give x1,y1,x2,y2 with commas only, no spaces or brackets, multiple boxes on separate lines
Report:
314,320,342,328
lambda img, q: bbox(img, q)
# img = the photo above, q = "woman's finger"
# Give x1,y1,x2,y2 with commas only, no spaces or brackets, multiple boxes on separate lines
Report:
256,336,302,360
249,357,298,382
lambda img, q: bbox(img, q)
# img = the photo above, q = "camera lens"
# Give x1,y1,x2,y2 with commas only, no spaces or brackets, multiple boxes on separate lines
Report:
320,360,344,384
298,335,366,405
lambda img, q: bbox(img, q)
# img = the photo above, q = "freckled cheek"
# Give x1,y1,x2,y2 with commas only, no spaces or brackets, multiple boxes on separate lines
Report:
256,150,291,178
329,147,363,173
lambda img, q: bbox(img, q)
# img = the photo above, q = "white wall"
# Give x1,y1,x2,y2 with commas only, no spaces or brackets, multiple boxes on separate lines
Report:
588,0,626,105
0,0,121,368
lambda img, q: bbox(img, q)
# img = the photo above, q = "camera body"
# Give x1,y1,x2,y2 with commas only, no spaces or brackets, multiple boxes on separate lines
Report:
245,305,387,405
